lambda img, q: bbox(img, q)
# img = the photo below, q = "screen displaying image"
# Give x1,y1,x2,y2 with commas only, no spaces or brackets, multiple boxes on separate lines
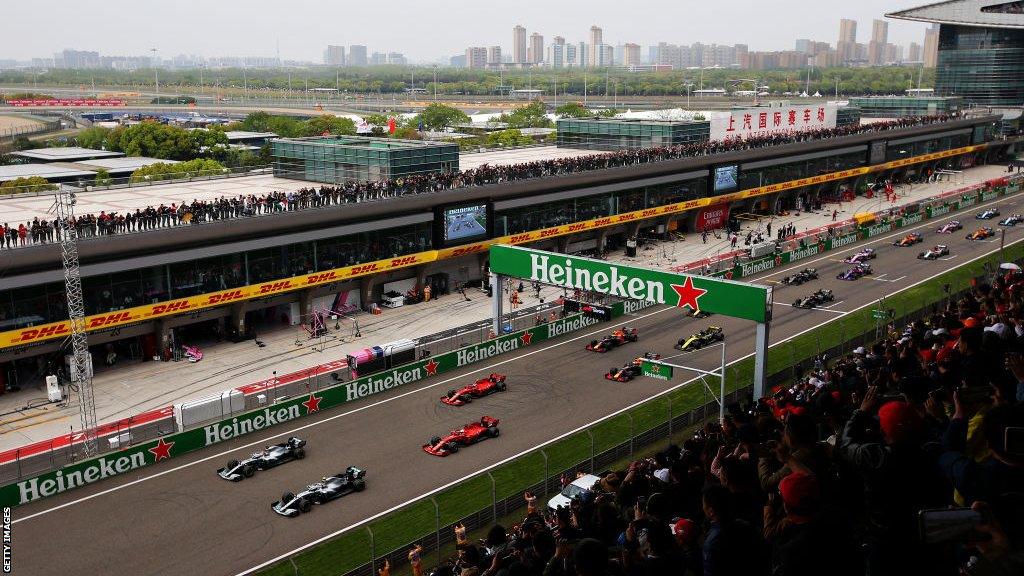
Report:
443,204,488,242
714,165,738,192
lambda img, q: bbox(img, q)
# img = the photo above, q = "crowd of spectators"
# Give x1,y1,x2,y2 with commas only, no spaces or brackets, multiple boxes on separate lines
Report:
426,267,1024,576
0,114,960,250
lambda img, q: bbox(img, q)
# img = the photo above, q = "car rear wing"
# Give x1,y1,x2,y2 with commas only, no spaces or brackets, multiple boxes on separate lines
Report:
346,466,366,478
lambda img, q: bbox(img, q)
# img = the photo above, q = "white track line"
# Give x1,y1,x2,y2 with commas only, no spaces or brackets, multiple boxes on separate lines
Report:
235,235,1024,576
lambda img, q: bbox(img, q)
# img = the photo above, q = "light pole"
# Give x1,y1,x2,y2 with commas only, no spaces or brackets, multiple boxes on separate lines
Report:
433,66,437,102
150,48,159,99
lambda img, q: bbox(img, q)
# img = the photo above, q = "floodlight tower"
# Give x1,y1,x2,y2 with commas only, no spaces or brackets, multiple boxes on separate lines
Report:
52,185,98,455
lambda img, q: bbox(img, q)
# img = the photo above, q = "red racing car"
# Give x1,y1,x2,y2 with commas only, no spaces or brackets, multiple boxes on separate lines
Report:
423,416,500,456
586,327,639,352
440,373,507,406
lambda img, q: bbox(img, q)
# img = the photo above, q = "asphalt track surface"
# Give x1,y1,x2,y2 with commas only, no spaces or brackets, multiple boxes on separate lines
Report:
11,195,1024,576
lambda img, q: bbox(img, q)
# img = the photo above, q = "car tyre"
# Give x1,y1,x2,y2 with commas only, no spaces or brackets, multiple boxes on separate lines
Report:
281,491,295,504
295,448,306,460
446,442,459,453
353,479,366,492
497,382,506,392
489,427,500,438
242,464,255,478
299,498,312,513
226,459,239,472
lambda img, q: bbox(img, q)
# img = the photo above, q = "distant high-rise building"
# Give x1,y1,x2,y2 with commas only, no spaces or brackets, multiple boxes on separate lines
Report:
513,25,528,64
547,43,565,69
57,49,100,69
370,52,387,65
923,24,939,67
348,45,368,67
577,42,588,67
324,45,345,66
599,44,614,67
838,18,858,63
528,33,544,65
868,19,889,65
623,43,641,68
450,54,466,68
908,42,922,62
566,43,579,67
387,52,406,66
465,47,487,69
647,45,659,65
795,39,812,54
487,46,502,69
588,26,603,67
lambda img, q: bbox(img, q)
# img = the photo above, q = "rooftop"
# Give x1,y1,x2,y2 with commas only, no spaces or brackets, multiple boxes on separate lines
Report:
0,163,96,183
71,156,179,175
11,147,124,162
558,116,706,126
275,135,455,151
223,131,278,141
888,0,1024,29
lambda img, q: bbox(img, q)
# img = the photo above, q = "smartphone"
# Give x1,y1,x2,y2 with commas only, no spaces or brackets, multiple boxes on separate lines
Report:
1006,426,1024,456
918,508,982,544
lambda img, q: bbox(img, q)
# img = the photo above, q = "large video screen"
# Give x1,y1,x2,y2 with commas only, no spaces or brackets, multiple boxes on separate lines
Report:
714,165,738,193
443,204,488,242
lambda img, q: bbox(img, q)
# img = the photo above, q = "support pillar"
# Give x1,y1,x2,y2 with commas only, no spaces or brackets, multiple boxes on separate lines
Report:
229,301,247,340
753,321,769,400
556,236,570,254
415,264,428,291
359,275,377,311
491,272,504,336
594,229,609,252
155,319,173,360
297,288,313,322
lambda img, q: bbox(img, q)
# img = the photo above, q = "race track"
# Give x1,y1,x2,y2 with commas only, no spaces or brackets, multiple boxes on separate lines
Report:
11,196,1024,576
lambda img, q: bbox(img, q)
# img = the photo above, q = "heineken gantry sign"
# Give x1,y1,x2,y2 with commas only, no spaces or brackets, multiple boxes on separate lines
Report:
489,245,770,323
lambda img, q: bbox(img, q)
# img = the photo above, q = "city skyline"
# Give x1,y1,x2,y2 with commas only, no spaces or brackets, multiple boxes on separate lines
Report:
0,0,932,65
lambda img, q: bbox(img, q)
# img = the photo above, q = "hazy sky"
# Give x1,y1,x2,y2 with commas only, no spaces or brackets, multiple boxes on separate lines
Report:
3,0,932,63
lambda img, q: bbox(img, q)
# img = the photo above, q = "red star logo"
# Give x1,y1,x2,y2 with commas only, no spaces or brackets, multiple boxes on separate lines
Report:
724,270,734,280
669,276,707,311
148,438,174,462
520,331,533,345
302,393,322,413
424,358,439,375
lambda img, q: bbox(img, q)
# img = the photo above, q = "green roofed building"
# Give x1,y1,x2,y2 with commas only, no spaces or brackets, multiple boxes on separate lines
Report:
556,117,711,151
848,95,964,118
271,136,459,184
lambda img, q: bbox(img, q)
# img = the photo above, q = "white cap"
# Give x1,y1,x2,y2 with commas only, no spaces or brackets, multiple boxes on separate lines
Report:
653,468,670,483
853,346,866,355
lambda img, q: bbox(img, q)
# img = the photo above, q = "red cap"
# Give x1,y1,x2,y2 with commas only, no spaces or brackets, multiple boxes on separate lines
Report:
672,518,696,544
779,472,820,522
963,317,981,328
878,401,922,444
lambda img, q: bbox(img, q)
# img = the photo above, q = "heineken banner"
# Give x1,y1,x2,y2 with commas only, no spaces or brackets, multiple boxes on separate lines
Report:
0,311,611,508
827,234,858,251
490,245,769,323
640,359,673,380
860,222,894,239
927,202,952,219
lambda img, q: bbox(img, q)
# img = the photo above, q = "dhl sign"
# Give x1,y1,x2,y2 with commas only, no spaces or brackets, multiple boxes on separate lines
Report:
0,143,989,350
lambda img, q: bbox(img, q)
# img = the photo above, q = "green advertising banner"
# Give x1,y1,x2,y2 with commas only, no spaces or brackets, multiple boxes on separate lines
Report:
0,311,612,508
827,234,858,251
860,221,894,239
640,359,673,380
490,245,770,323
927,202,953,219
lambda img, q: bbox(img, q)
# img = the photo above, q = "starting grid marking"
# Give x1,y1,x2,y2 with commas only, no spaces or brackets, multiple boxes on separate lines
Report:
774,299,847,314
866,273,906,283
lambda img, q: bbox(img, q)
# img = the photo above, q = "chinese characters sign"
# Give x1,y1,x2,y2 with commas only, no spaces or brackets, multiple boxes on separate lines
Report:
709,104,837,141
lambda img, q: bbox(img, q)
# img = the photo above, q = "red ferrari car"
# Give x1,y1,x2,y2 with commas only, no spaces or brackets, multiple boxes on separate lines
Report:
440,373,507,406
423,416,500,456
586,327,639,352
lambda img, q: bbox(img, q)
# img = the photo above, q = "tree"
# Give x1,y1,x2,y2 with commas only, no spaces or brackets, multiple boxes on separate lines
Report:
415,103,470,131
363,113,390,127
0,176,56,194
93,168,112,187
302,115,357,137
597,108,619,118
76,126,112,150
499,100,552,129
554,102,592,118
129,159,226,183
485,129,534,147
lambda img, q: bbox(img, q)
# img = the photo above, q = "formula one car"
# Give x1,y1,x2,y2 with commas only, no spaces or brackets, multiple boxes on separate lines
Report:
423,416,500,456
271,467,367,517
780,268,818,286
605,352,662,382
217,437,307,481
999,214,1024,227
675,326,725,352
892,233,923,247
837,263,872,280
441,373,507,406
586,326,638,352
967,227,995,241
976,209,1001,220
936,220,962,234
918,245,950,260
843,248,877,264
793,289,835,309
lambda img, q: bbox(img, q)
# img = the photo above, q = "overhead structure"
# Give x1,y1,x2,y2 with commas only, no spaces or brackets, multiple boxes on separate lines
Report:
52,186,99,455
488,245,773,398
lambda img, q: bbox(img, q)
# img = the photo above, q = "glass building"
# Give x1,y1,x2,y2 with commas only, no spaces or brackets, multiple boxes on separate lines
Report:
272,136,459,183
888,1,1024,107
556,118,711,150
848,96,963,118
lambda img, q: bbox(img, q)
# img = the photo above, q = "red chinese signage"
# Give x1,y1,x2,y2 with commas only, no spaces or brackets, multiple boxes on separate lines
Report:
5,99,125,107
697,204,730,230
711,104,836,141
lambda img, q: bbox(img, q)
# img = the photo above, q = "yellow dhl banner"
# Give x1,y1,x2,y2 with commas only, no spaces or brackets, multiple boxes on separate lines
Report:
0,144,985,349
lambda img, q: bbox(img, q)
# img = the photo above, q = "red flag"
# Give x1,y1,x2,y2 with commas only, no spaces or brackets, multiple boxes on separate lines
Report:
387,117,396,134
